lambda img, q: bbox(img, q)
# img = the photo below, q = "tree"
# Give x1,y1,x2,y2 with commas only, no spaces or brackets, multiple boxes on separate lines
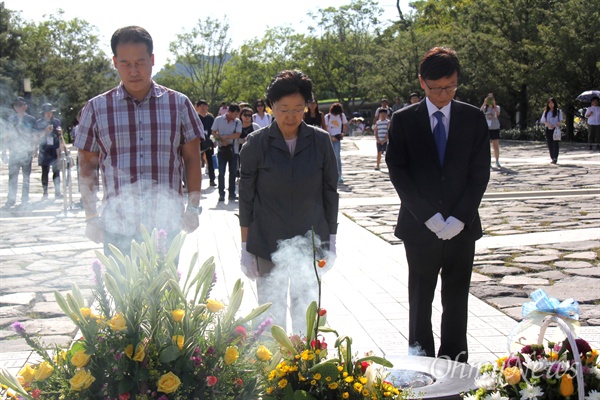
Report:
0,2,27,110
161,17,232,112
302,0,383,113
221,26,306,105
1,7,117,133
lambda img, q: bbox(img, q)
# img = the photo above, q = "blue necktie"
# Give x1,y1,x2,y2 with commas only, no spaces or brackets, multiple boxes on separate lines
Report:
433,111,447,164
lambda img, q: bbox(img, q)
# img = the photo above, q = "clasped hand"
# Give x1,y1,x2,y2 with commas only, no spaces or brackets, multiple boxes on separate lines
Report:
425,213,465,240
240,242,259,281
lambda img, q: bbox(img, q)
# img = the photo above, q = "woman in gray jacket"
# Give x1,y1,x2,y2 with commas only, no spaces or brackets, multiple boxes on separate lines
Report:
239,70,339,333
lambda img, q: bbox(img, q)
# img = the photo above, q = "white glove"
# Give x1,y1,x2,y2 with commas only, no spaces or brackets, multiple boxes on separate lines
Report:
328,234,337,256
425,212,446,234
436,216,465,240
240,242,259,281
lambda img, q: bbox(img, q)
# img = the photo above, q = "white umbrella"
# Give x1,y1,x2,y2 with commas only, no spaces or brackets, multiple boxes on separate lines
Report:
576,90,600,102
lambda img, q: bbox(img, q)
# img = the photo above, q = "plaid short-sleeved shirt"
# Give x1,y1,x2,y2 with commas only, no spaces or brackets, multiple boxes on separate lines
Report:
74,81,204,235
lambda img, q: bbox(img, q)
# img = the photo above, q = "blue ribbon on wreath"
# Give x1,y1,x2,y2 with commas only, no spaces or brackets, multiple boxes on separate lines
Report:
521,288,579,321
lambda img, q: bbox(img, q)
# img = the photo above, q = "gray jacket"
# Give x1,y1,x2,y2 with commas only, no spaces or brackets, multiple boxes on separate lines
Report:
239,121,339,261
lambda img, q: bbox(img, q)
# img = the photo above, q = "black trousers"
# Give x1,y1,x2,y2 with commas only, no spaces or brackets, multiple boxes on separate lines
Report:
205,147,215,182
545,128,559,161
41,163,60,194
404,238,475,363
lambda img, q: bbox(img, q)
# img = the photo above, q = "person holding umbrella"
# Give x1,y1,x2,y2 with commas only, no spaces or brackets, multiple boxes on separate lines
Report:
585,96,600,151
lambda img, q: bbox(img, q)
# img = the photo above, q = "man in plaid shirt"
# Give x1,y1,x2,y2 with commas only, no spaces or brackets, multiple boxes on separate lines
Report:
75,26,204,255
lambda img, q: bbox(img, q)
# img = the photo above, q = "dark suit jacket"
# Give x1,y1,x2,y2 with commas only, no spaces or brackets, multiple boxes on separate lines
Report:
239,121,339,260
385,99,490,244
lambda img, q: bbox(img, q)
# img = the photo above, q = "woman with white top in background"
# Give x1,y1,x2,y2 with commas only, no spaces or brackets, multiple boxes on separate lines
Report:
540,97,563,164
481,93,502,168
252,99,273,128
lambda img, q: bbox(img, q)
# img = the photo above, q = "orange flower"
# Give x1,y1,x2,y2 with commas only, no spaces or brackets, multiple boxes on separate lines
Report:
559,374,574,397
318,259,326,268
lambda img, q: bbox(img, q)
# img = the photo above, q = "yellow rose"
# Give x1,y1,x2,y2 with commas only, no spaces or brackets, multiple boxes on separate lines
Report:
559,374,574,397
503,366,521,385
133,343,146,362
54,351,67,365
206,299,225,313
125,344,134,359
172,335,184,351
71,350,92,368
256,345,273,362
69,369,95,391
157,371,181,394
109,312,127,332
34,361,54,381
80,308,91,319
18,364,35,384
171,309,185,322
224,346,239,365
496,356,507,368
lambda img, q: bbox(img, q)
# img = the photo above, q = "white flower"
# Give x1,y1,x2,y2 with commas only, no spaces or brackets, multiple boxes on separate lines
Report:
586,389,600,400
483,391,509,400
463,394,479,400
519,384,544,400
475,372,499,391
591,367,600,380
523,358,548,375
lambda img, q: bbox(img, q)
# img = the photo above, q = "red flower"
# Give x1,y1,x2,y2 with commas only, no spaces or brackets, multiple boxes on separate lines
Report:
311,338,328,350
207,375,218,387
118,393,130,400
32,389,41,399
234,377,243,387
360,361,370,374
564,338,592,357
233,326,248,342
318,308,327,317
318,259,326,268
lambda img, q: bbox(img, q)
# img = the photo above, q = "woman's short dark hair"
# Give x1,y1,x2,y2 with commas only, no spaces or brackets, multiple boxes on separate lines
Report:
419,47,460,81
255,99,266,109
111,26,153,56
265,70,313,108
329,103,344,116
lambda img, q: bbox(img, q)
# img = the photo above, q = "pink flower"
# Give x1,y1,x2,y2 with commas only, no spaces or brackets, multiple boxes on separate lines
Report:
32,388,41,399
232,326,248,342
207,375,218,387
118,393,130,400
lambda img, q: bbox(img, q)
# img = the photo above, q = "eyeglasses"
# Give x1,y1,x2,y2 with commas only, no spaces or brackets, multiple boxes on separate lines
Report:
423,80,459,95
242,113,252,117
256,104,265,107
273,106,305,115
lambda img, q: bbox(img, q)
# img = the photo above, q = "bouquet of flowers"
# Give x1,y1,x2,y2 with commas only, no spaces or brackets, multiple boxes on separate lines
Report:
463,338,600,400
258,233,408,400
0,228,271,400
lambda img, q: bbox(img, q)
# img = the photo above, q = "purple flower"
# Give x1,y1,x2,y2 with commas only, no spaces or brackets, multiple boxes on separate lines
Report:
206,346,215,356
564,338,592,357
254,317,273,337
11,321,26,336
158,396,168,400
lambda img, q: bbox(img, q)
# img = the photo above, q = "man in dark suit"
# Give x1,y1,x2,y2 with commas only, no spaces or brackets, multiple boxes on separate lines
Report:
386,47,490,363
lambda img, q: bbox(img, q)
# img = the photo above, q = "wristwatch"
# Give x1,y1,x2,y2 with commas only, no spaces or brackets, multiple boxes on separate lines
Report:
186,204,202,215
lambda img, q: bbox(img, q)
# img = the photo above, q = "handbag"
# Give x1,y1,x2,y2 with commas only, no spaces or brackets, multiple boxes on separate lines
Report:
553,126,562,141
219,145,234,161
200,138,214,153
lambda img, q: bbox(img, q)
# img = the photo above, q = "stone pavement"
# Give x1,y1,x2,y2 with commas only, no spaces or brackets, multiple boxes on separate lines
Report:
0,137,599,380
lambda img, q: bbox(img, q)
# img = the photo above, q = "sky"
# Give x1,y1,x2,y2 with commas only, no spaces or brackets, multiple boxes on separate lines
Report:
4,0,412,72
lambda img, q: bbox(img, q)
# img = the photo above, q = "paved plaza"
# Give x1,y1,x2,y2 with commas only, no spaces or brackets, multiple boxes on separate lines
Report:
0,136,598,379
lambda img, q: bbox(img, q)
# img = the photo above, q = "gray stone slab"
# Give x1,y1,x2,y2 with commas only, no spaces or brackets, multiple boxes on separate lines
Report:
500,275,549,286
31,302,65,317
0,292,36,306
19,317,77,336
529,270,569,280
487,297,528,309
513,255,560,263
470,284,528,299
554,260,593,269
550,241,600,251
528,277,600,303
563,251,599,260
471,272,493,283
510,263,553,272
475,265,524,276
564,268,600,277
